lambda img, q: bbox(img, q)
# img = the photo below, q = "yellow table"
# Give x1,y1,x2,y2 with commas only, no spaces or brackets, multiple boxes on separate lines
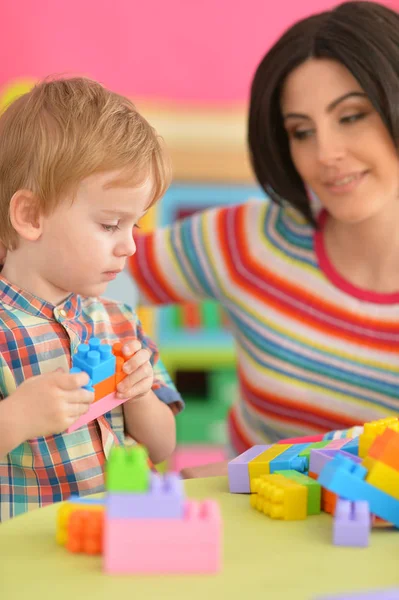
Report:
1,477,399,600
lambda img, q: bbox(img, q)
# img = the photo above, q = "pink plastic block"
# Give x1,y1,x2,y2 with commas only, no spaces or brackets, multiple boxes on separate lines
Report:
323,439,352,450
333,498,371,547
277,434,324,444
67,391,129,433
104,500,222,574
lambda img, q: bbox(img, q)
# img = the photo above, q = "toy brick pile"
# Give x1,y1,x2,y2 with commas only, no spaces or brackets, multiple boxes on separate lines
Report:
228,417,399,547
56,445,222,574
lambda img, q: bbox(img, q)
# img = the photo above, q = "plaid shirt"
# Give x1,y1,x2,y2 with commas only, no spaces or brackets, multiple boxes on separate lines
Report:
0,275,183,522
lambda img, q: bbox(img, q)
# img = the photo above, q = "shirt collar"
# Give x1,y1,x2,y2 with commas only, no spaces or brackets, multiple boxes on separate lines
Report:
0,274,82,321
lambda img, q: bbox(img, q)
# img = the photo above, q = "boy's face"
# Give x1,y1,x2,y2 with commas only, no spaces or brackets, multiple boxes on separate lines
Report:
35,171,152,301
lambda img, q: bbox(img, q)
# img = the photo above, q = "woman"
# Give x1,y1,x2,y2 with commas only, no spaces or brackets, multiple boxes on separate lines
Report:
130,1,399,476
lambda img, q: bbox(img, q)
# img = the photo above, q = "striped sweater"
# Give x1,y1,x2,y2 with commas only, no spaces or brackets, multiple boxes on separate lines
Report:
129,199,399,454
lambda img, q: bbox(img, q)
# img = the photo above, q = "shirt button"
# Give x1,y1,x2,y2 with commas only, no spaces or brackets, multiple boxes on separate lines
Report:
59,309,67,317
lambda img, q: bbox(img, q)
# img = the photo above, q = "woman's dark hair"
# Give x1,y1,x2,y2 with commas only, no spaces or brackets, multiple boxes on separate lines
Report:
248,1,399,225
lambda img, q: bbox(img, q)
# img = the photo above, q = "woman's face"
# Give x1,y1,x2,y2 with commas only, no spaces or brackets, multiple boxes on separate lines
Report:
280,58,399,223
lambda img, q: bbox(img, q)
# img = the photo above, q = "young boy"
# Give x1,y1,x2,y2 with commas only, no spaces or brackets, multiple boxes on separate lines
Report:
0,77,183,521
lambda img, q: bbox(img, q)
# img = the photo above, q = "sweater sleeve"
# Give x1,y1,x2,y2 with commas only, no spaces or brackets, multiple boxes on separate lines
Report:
129,201,264,305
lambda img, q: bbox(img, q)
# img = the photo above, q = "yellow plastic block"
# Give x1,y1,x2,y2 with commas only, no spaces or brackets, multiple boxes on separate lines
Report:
248,444,292,491
359,417,398,458
56,502,103,546
366,460,399,500
250,474,307,520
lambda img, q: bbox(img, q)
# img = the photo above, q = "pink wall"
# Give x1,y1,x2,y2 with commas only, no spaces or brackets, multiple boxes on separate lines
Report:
1,1,398,104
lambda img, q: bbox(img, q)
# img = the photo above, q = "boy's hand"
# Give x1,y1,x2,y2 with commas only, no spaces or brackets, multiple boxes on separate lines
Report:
11,370,94,439
116,340,154,401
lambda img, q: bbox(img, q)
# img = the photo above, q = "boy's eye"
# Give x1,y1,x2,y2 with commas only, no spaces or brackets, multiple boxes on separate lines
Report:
133,224,141,230
102,224,120,232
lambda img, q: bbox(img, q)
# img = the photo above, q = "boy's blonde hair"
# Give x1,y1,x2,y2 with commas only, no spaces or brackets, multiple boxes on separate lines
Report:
0,77,172,249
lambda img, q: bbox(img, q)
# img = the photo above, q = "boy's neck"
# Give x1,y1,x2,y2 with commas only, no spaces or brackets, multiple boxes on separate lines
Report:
2,251,70,306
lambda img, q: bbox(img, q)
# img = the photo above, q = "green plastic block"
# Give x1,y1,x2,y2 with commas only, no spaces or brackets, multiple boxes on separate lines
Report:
298,441,331,461
277,470,321,515
106,445,149,493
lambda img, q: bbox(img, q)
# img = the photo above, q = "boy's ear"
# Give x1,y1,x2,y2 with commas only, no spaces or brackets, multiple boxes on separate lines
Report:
9,190,43,242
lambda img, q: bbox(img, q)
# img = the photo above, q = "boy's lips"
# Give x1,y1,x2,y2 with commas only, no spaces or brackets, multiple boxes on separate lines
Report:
103,269,123,280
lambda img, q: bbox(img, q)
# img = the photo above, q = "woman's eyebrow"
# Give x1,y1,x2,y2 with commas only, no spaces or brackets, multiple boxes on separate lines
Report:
283,91,367,121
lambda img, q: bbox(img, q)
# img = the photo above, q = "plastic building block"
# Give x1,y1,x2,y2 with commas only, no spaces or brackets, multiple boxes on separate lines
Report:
250,473,307,520
66,390,133,434
68,494,104,506
298,440,331,463
358,417,398,458
277,434,324,444
93,374,115,402
333,498,370,547
318,455,399,528
366,460,399,500
56,501,103,546
277,470,321,515
66,509,103,554
313,588,399,599
340,437,360,456
107,472,184,519
310,449,361,477
248,444,292,491
112,342,134,385
72,337,116,386
269,443,309,474
323,438,353,450
228,445,271,493
106,445,149,493
70,367,95,392
365,429,399,473
322,487,338,515
104,500,221,574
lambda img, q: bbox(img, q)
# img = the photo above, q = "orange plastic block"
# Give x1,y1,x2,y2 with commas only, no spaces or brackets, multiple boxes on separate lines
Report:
322,487,337,515
367,429,399,472
359,417,398,458
112,342,134,385
93,374,115,402
250,474,307,520
66,509,103,555
56,502,103,546
248,444,292,491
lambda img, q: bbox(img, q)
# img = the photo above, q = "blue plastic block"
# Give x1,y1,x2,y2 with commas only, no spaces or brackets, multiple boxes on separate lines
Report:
340,437,359,456
269,443,309,474
69,367,95,392
68,494,104,506
72,337,116,386
318,455,399,528
106,472,184,519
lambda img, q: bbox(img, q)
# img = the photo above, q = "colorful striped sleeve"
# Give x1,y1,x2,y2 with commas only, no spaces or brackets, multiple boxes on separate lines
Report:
129,205,234,305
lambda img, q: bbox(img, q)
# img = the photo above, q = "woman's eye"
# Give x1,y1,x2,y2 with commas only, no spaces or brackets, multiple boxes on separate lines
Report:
102,224,120,232
292,129,313,141
340,112,367,124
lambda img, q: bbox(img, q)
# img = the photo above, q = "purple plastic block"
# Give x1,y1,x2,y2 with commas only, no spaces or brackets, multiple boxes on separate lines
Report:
314,589,399,599
107,472,184,519
310,449,362,476
228,445,271,493
333,498,371,547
